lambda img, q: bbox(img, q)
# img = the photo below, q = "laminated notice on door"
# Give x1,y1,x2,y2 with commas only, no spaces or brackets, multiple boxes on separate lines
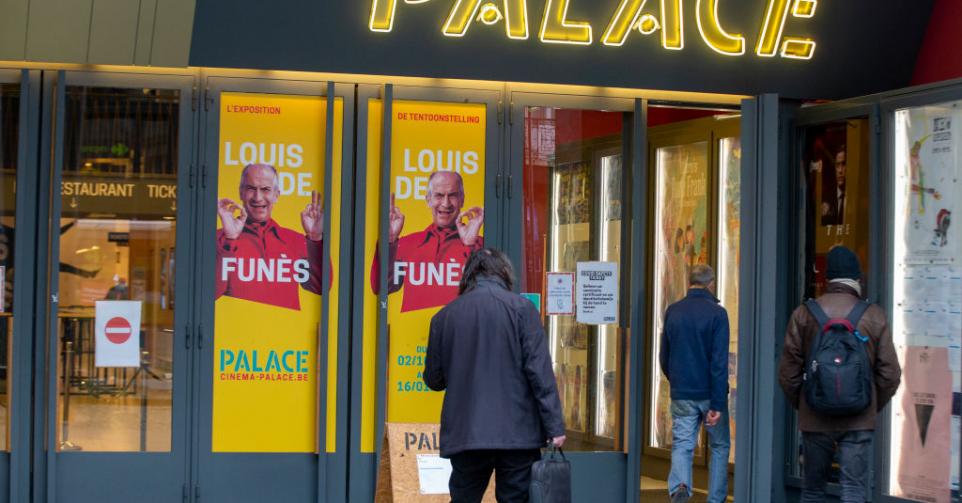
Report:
546,272,575,316
576,262,618,325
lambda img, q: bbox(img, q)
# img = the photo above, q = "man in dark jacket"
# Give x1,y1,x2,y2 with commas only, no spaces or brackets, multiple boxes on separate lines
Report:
778,246,901,502
424,248,565,503
660,264,730,503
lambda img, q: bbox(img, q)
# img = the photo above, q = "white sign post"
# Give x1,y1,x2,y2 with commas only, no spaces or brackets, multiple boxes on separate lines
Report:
576,262,619,325
95,300,142,367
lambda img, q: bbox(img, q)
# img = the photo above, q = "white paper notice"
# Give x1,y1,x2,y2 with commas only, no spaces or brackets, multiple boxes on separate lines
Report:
949,346,962,373
576,262,618,325
94,300,142,368
546,272,575,316
416,454,452,495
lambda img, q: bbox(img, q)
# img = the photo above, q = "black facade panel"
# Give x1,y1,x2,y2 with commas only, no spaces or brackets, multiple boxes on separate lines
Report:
190,0,933,100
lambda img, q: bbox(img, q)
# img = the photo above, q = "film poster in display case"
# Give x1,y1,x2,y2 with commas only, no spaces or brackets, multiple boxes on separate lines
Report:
804,120,871,297
890,103,962,501
650,141,709,449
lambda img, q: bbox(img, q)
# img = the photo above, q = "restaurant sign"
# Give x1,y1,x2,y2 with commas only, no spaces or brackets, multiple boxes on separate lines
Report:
61,176,178,217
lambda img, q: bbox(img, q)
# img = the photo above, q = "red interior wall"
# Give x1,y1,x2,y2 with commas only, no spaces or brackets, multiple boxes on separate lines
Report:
647,107,719,127
555,109,623,144
911,0,962,85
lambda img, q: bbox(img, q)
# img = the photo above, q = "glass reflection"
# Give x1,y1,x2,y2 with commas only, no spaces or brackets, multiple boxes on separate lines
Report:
523,107,625,451
56,87,178,452
717,137,740,463
650,141,710,449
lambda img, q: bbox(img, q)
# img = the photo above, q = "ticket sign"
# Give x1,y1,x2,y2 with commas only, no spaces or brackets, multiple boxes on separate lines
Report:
363,99,487,429
94,301,142,367
213,92,343,453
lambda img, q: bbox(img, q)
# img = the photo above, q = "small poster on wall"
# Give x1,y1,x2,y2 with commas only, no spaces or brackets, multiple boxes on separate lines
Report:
545,272,574,315
902,108,959,264
575,262,618,325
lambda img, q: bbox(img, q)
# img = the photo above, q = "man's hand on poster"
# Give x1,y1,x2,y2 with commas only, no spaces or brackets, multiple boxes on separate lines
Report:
388,194,405,244
217,198,247,240
301,190,325,241
456,207,484,247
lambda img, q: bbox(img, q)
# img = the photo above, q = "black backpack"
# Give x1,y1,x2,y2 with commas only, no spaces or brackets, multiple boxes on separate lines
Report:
802,299,873,416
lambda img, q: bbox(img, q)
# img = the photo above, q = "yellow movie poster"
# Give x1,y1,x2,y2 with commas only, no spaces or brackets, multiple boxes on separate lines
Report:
363,100,487,435
213,92,342,452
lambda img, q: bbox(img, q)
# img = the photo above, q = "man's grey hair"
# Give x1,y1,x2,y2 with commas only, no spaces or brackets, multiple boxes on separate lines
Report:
689,264,715,287
239,163,280,192
426,171,465,200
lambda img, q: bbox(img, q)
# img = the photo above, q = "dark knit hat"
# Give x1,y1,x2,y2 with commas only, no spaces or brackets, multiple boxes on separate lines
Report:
826,246,861,280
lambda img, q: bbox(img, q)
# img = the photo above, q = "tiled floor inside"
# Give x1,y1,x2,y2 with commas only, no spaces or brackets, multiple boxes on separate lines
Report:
640,476,711,502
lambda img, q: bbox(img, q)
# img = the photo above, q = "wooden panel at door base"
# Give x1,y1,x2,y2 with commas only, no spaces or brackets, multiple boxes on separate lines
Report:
376,422,496,502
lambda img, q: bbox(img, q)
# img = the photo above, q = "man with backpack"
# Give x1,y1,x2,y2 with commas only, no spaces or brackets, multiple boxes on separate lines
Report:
778,246,901,502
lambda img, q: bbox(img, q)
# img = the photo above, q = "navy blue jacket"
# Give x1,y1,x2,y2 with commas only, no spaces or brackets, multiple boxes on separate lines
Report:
659,288,730,412
424,278,565,457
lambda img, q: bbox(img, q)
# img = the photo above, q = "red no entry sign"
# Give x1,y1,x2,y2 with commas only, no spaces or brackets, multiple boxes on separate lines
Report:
104,316,133,344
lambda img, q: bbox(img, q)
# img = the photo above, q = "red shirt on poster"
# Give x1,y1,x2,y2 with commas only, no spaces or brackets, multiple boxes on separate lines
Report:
216,219,329,311
370,224,483,312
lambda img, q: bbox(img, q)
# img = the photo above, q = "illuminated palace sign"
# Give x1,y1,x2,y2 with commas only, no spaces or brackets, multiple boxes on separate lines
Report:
370,0,817,60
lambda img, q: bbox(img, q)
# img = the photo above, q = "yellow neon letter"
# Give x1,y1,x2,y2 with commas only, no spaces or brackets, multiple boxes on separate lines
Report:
504,0,529,39
660,0,683,50
539,0,592,45
696,0,744,55
443,0,528,39
443,0,484,36
792,0,816,17
602,0,650,47
781,37,815,59
755,0,789,56
370,0,398,32
756,0,817,58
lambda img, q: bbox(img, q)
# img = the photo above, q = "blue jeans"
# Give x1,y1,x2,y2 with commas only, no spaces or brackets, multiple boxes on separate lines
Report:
668,399,730,503
801,430,873,503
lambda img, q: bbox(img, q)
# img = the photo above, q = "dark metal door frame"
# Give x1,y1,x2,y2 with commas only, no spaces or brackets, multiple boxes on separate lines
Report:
195,73,355,502
33,69,197,503
2,68,41,503
346,82,505,502
505,90,636,503
734,94,798,503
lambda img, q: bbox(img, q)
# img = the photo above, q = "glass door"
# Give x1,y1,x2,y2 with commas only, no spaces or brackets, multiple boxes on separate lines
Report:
349,84,503,502
786,105,878,495
195,76,354,502
508,92,635,502
41,71,196,502
643,112,740,499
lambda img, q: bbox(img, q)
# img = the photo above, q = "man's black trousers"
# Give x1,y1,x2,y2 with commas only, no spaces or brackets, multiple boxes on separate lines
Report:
448,449,542,503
